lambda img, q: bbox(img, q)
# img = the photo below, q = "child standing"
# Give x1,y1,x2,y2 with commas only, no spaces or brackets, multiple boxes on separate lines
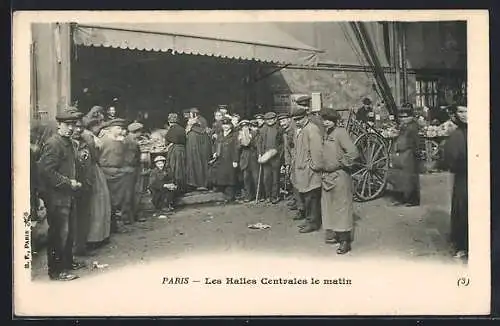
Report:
149,156,177,215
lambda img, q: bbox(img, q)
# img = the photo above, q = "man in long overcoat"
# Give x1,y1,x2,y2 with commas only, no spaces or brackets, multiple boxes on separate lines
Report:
38,108,86,281
388,105,421,206
291,106,323,233
99,118,132,232
443,104,468,259
212,117,240,201
320,108,360,254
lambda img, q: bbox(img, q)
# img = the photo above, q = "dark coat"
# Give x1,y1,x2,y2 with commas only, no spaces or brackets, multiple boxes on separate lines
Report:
443,123,468,250
212,130,239,186
256,124,282,157
239,129,259,171
388,120,420,201
37,133,78,208
165,123,186,145
186,125,212,188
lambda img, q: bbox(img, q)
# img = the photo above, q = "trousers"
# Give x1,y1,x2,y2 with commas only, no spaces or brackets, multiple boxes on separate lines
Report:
46,201,76,277
262,157,281,199
299,188,322,228
74,191,91,255
151,189,176,210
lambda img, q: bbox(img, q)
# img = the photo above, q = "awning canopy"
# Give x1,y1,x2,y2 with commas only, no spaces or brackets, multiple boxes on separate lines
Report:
73,23,323,66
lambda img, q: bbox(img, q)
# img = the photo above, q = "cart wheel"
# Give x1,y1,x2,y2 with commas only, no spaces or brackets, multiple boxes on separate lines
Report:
352,133,389,202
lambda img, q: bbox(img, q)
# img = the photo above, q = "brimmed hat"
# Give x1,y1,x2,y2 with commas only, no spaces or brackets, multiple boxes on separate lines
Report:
277,113,290,120
320,108,341,122
238,119,250,127
55,107,83,122
295,95,311,107
105,118,127,128
263,112,277,120
127,122,144,133
291,107,307,120
154,155,166,163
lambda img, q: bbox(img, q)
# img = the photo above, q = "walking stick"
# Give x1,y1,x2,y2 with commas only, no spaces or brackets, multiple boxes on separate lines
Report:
255,164,262,203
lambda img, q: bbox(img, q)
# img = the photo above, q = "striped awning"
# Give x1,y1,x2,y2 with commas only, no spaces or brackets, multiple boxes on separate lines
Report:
73,23,323,66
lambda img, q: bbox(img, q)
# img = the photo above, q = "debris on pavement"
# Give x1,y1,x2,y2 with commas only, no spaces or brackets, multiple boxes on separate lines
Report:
92,261,109,270
248,222,271,230
158,214,168,219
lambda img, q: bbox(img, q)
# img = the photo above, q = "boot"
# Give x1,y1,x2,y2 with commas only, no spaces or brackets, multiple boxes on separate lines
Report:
336,241,351,254
325,229,338,244
299,224,320,233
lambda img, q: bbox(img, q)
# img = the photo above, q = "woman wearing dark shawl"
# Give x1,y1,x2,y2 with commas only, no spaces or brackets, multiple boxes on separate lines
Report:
185,116,212,190
443,104,468,259
165,113,187,195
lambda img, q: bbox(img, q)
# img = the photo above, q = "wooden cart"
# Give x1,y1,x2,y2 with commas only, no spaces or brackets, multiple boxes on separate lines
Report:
338,109,392,202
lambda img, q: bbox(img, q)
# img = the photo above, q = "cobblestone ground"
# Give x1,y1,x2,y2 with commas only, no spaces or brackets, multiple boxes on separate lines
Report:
31,172,461,281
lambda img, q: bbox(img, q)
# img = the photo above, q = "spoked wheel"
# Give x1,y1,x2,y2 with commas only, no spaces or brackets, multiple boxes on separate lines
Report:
352,132,389,202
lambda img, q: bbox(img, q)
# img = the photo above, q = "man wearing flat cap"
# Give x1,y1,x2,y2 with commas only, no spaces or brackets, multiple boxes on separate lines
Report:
278,113,294,196
211,117,240,201
124,122,146,223
290,106,323,233
256,111,283,204
38,108,85,281
356,97,374,124
99,118,133,232
237,119,259,202
295,95,324,135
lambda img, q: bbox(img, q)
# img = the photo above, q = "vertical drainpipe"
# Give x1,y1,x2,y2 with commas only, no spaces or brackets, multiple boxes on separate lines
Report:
401,22,408,104
55,22,72,113
393,22,401,108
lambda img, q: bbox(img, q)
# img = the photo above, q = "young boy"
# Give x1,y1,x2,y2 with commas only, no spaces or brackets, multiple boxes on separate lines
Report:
149,156,177,215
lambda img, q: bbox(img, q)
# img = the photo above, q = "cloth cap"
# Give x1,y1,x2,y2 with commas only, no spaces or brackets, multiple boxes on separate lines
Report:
263,112,277,120
295,95,312,106
238,119,250,127
320,108,341,122
278,113,290,120
291,107,307,119
154,156,166,163
55,107,83,122
106,118,127,128
254,113,264,119
250,120,258,126
128,122,144,133
189,107,200,113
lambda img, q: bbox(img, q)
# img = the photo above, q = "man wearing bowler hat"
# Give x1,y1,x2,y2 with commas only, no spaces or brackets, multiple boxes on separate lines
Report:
256,111,283,204
290,106,323,233
38,107,86,281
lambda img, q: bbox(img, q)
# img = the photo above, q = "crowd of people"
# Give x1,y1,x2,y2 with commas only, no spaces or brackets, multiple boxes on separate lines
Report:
29,94,468,282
